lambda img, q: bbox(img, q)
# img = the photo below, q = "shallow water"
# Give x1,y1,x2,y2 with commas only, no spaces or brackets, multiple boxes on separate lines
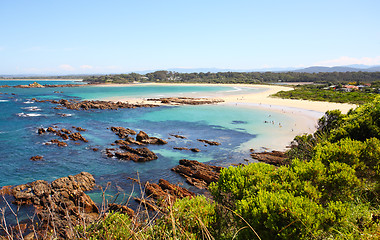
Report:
0,81,316,208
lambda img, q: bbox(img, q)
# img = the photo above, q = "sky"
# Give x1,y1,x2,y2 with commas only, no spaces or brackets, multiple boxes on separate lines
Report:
0,0,379,75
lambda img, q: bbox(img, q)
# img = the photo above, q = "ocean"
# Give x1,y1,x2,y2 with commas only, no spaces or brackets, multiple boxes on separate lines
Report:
0,81,314,206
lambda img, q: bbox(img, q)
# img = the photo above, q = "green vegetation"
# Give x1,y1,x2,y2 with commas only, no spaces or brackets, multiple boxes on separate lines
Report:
272,84,378,104
79,97,380,239
83,71,380,85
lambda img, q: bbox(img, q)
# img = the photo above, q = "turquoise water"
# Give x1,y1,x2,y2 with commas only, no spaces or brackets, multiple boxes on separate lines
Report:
0,81,300,212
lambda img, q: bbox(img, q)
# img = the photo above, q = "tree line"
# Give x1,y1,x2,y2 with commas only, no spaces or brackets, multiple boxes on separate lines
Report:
84,71,380,84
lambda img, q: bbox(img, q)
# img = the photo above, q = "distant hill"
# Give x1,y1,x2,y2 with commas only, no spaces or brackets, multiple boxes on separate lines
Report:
1,65,380,78
293,65,380,73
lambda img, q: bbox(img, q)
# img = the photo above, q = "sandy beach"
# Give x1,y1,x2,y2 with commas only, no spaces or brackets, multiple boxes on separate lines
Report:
103,83,357,114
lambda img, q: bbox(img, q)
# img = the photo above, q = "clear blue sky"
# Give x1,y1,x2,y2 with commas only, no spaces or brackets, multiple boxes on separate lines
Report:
0,0,379,74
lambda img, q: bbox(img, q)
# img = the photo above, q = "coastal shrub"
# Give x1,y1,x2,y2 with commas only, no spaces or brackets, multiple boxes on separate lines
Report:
210,154,379,239
147,195,216,240
82,211,140,239
329,97,380,142
317,109,344,134
287,134,318,161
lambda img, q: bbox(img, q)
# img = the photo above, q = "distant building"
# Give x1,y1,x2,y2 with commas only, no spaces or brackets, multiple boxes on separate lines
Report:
342,85,359,92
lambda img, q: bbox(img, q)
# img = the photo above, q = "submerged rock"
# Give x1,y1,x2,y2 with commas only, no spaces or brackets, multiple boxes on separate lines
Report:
169,134,187,139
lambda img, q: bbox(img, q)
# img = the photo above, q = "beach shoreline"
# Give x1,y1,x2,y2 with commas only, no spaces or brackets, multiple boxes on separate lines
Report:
100,82,356,151
101,82,357,114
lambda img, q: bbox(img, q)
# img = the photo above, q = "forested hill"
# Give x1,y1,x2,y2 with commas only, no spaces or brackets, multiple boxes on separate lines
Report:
84,71,380,84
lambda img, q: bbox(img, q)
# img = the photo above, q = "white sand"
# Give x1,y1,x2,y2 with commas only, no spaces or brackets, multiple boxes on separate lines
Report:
103,83,357,114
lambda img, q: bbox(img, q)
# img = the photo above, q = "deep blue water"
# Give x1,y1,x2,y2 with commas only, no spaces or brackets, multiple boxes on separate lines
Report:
0,81,295,209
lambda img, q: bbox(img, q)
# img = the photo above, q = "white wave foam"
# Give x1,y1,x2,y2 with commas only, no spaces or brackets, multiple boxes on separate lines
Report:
224,87,242,93
21,106,42,111
23,100,35,104
0,100,9,102
17,112,42,117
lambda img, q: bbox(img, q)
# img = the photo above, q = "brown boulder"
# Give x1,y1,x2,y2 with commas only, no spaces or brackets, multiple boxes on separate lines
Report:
111,126,137,138
136,131,167,145
37,128,46,134
172,159,223,189
30,155,44,161
136,131,149,141
158,179,194,199
117,145,158,162
73,126,86,131
69,132,88,142
49,139,68,147
140,179,195,209
60,128,71,134
46,127,57,133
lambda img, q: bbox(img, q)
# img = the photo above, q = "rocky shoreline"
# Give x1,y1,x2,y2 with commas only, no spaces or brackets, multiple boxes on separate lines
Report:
0,157,225,239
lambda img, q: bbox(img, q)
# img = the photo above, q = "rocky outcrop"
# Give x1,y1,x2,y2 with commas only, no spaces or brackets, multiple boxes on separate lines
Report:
111,126,137,138
171,159,223,189
108,128,167,161
197,139,221,145
46,99,159,110
115,138,144,146
38,126,88,144
4,172,98,239
69,132,88,142
115,145,158,162
138,179,195,208
73,126,86,131
147,97,224,105
136,131,167,145
110,128,167,146
13,82,45,88
46,139,68,147
250,150,288,166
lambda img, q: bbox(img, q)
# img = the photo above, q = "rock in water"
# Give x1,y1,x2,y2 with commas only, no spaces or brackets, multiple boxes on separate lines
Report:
30,155,44,161
197,139,221,145
171,159,223,189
